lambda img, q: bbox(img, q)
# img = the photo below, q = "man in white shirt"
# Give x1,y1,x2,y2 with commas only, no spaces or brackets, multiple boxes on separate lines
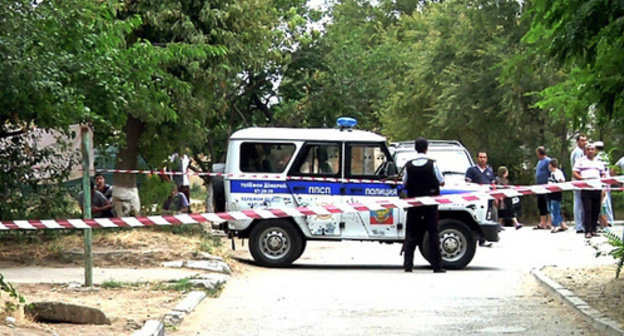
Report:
570,134,587,233
573,143,606,239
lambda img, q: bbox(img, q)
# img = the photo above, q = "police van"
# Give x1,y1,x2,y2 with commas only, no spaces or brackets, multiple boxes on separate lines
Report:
219,119,499,269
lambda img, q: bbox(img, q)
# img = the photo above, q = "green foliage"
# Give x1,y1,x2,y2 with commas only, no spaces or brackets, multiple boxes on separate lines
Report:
190,183,208,202
100,279,142,289
525,0,624,133
139,175,173,215
589,230,624,279
604,231,624,279
0,274,26,314
167,278,194,292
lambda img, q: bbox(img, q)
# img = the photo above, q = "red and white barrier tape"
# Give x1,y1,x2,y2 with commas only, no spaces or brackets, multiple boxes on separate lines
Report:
1,176,622,231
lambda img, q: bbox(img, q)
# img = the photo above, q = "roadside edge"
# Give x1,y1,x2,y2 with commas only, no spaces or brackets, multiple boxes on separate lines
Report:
531,266,624,336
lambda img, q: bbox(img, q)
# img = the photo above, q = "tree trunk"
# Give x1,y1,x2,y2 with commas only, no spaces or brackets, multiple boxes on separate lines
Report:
112,115,144,217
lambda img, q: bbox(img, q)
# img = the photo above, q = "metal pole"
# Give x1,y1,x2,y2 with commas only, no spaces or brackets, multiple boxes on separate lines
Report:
81,124,93,287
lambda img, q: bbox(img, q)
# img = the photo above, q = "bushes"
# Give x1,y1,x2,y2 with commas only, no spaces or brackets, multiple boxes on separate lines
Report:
138,175,173,215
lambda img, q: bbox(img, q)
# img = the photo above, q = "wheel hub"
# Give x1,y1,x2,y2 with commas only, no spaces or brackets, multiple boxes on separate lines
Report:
442,236,459,253
267,235,284,251
439,229,466,261
260,229,290,259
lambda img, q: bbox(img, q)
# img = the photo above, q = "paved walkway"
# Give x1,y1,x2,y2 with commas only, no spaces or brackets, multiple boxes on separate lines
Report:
0,265,200,285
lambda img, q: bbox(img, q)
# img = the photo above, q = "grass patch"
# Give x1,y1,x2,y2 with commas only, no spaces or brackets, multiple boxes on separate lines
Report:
100,279,143,289
205,282,225,298
168,278,194,292
150,278,225,297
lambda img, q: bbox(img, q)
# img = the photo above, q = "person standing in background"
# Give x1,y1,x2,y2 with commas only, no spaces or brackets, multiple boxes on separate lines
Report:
570,134,587,233
573,143,606,239
548,159,568,233
495,166,523,230
535,146,552,230
595,141,614,229
465,152,496,247
170,152,191,208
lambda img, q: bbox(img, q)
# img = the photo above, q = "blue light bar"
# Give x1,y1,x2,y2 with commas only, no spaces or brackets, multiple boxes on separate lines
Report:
337,117,357,129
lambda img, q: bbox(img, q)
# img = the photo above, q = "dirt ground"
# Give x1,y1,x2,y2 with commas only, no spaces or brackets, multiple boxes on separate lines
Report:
0,284,183,336
0,227,231,336
543,264,624,329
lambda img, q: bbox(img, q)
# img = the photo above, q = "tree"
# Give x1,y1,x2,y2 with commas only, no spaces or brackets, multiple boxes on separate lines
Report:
524,0,624,135
277,0,409,130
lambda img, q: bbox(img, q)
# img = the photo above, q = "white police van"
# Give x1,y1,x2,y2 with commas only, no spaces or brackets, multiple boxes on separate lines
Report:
219,119,499,269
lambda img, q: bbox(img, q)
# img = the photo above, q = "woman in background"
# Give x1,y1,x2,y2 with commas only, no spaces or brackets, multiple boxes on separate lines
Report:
496,166,523,230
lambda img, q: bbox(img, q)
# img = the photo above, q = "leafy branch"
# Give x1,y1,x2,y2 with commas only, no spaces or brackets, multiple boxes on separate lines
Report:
589,231,624,279
0,273,26,314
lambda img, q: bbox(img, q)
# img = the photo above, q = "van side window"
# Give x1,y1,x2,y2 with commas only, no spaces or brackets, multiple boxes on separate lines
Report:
348,143,390,177
291,144,340,176
239,142,295,173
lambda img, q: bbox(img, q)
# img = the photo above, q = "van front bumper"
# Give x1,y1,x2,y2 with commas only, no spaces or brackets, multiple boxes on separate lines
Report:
480,220,500,242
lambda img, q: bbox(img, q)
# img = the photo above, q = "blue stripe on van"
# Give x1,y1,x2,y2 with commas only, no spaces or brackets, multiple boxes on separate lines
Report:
230,180,478,197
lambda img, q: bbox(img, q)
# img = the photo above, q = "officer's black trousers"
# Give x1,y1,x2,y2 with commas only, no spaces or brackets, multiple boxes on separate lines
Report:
404,205,442,271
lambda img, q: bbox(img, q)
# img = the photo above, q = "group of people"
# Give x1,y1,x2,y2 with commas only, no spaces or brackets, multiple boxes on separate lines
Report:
534,135,618,239
79,152,193,217
463,134,620,239
401,135,623,273
465,151,522,247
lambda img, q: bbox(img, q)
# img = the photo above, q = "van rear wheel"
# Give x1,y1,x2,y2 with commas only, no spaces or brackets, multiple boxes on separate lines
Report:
419,219,476,270
249,220,302,267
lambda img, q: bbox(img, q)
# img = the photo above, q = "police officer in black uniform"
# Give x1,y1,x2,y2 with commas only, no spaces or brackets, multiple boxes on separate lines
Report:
403,137,446,273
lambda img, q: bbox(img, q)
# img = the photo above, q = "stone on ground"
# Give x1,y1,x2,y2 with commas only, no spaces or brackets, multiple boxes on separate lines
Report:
25,301,111,325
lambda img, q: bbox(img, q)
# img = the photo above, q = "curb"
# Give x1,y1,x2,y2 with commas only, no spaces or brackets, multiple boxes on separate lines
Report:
163,291,207,326
532,267,624,336
132,320,164,336
133,255,230,336
132,291,208,336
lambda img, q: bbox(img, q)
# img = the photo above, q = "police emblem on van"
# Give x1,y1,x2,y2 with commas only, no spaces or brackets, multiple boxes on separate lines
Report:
370,209,393,225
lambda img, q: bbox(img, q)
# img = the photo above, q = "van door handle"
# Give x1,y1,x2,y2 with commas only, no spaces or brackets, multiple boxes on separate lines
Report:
293,186,306,192
351,188,364,192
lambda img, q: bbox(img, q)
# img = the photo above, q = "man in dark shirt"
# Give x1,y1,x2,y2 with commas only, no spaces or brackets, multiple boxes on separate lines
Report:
402,137,446,273
465,151,495,247
94,174,114,217
465,152,496,185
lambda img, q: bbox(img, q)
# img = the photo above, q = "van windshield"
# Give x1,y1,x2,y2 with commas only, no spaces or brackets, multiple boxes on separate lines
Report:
395,149,472,174
239,142,296,173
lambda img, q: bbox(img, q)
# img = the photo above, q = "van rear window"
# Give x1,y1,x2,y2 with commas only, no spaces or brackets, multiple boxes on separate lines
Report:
239,143,295,173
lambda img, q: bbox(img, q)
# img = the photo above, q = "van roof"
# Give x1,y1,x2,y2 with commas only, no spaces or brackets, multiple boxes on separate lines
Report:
230,127,387,142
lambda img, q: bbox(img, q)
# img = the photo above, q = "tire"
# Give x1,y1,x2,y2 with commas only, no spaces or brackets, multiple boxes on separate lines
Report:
295,238,307,260
419,219,476,270
249,220,303,267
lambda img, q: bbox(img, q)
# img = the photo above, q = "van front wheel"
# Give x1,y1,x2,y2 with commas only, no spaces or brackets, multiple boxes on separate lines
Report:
419,219,476,270
249,220,302,267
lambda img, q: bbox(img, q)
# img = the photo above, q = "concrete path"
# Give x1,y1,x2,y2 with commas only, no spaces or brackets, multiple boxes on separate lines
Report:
0,266,200,285
172,224,623,336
